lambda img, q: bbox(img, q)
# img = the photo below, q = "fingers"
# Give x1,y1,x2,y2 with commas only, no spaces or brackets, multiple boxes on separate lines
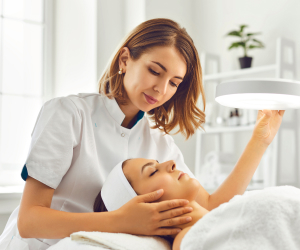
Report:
137,189,164,203
159,216,192,228
257,110,265,120
159,206,193,220
154,227,182,236
155,199,189,212
262,109,272,116
157,207,193,229
260,109,285,117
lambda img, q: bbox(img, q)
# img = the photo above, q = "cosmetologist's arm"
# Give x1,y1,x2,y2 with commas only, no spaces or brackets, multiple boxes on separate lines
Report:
207,138,268,211
207,109,285,211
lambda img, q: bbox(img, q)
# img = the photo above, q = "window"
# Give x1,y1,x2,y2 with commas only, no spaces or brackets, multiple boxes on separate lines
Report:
0,0,52,190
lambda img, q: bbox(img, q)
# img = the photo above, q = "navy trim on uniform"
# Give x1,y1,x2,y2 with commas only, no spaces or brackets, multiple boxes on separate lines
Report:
133,110,145,127
21,164,28,181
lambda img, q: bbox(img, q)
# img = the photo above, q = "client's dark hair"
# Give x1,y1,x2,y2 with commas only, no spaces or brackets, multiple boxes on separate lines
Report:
93,160,174,245
94,189,108,212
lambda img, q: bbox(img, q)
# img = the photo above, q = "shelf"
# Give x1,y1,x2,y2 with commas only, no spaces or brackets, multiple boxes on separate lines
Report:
200,124,255,134
203,64,277,81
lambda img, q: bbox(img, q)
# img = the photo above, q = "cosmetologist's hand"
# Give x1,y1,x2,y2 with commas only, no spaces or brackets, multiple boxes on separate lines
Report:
251,109,285,146
115,189,193,236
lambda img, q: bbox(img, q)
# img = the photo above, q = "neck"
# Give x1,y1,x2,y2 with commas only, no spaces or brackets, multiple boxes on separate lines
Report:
169,200,209,239
116,98,140,129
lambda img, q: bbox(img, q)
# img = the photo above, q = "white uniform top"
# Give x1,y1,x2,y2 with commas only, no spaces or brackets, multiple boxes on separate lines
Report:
0,93,196,250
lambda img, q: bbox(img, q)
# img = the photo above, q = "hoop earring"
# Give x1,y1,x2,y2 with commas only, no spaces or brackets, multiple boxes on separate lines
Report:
118,68,123,74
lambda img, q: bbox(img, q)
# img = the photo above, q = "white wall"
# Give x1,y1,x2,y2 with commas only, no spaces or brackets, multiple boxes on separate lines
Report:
97,0,126,84
54,0,98,97
193,0,300,77
145,0,195,37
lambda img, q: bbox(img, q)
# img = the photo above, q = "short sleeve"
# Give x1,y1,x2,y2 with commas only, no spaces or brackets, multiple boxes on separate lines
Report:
21,97,81,189
166,135,196,179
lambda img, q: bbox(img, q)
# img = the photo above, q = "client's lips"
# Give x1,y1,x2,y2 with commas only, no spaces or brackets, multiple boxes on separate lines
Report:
178,171,185,180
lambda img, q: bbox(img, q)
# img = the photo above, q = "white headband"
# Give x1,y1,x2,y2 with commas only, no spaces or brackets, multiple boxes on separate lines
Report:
101,161,137,211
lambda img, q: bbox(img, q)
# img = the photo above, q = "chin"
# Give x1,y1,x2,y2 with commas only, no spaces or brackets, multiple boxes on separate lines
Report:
191,178,201,186
186,179,201,197
139,103,158,113
138,94,162,112
131,98,150,112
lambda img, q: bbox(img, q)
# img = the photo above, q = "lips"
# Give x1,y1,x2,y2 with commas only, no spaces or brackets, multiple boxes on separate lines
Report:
143,93,158,104
178,171,185,180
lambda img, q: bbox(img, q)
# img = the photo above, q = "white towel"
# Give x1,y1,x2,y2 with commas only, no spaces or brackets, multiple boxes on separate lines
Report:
47,237,105,250
181,185,300,250
70,231,172,250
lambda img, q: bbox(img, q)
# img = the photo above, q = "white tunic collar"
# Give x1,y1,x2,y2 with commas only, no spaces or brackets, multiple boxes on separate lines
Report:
102,95,126,125
102,95,145,127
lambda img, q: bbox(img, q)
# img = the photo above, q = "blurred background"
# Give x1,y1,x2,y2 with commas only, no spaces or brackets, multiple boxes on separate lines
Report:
1,0,300,234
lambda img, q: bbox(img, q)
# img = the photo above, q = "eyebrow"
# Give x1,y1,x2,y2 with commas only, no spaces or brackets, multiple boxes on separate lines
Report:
151,61,184,80
141,160,159,174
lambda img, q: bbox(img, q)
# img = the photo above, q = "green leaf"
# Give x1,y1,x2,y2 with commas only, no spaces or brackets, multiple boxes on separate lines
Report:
225,30,242,37
228,44,239,50
239,25,248,33
252,38,264,46
248,45,264,49
246,32,261,36
237,41,246,47
228,42,246,50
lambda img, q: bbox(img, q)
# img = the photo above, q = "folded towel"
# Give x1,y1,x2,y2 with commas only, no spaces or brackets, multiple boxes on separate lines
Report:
181,185,300,250
47,237,104,250
70,231,172,250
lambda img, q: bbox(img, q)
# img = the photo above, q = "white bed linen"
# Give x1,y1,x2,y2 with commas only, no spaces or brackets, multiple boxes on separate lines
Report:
181,185,300,250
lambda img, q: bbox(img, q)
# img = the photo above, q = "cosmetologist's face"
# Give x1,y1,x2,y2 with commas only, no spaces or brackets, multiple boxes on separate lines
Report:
122,158,200,202
119,46,187,112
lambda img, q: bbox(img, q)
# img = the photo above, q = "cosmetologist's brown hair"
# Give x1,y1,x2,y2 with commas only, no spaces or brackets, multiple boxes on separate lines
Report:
98,18,206,139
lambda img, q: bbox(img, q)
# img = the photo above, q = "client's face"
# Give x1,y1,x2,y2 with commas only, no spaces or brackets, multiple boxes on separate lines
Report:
122,158,201,202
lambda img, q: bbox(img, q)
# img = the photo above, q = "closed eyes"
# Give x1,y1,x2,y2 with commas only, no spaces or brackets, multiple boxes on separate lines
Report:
149,68,178,88
150,169,158,177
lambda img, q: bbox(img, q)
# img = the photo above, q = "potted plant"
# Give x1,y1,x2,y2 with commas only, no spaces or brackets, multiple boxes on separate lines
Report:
225,24,265,69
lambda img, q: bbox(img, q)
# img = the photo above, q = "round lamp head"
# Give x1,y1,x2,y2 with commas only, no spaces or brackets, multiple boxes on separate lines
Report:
215,78,300,110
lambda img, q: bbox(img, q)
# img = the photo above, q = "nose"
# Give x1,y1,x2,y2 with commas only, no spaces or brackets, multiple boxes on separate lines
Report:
154,79,169,96
166,160,176,172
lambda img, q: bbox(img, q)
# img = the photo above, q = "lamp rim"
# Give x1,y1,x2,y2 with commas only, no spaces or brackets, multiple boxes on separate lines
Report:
216,78,300,98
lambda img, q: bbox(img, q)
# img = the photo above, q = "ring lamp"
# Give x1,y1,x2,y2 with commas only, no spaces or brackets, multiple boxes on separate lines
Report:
215,78,300,110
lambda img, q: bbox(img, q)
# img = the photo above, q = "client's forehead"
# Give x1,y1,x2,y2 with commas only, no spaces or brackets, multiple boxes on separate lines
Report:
123,158,148,171
122,158,144,187
123,158,156,180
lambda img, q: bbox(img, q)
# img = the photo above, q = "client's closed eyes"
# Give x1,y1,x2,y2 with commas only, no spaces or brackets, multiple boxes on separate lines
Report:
150,169,158,176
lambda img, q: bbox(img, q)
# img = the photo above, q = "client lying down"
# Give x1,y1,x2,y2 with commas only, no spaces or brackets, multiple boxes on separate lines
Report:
94,158,300,250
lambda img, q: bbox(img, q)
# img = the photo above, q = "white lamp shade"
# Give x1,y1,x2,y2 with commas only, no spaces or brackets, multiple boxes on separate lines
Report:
215,78,300,110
